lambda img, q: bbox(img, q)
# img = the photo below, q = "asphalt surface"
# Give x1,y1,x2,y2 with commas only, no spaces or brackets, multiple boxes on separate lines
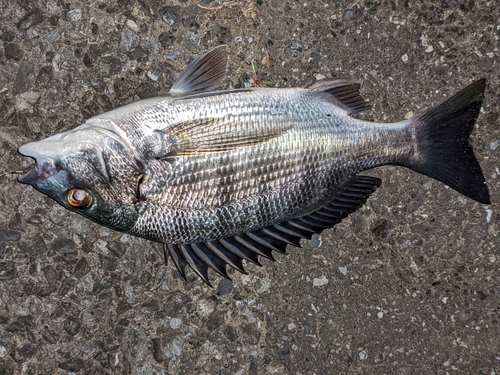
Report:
0,1,499,374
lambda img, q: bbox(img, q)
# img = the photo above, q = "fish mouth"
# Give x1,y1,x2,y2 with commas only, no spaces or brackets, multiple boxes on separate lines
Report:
17,143,60,185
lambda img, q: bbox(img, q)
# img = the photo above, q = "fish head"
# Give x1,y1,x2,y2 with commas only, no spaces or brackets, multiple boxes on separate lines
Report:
18,121,144,231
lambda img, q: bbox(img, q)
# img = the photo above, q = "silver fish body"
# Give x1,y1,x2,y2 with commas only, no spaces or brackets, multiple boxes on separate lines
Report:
18,47,490,284
99,88,410,244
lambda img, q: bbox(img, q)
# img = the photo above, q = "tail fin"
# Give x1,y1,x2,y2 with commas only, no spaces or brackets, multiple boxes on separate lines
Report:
408,79,490,204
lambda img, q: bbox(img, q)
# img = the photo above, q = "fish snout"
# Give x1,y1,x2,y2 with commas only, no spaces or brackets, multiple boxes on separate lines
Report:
18,142,60,185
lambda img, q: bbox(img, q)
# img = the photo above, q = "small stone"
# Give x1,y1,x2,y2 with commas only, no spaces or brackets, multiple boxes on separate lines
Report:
234,36,243,43
308,233,321,248
158,32,175,48
17,8,44,30
313,275,328,286
169,318,182,329
159,6,181,26
489,138,500,150
126,19,139,32
67,9,82,22
359,350,368,360
0,346,6,358
410,261,419,275
207,311,224,331
5,43,22,60
217,278,233,295
120,28,141,52
314,73,326,80
343,9,354,20
425,45,434,53
390,16,406,25
377,311,384,319
127,46,149,63
186,31,199,44
99,56,122,77
401,54,409,62
15,91,41,111
338,266,347,275
135,82,157,100
53,237,77,254
285,41,303,57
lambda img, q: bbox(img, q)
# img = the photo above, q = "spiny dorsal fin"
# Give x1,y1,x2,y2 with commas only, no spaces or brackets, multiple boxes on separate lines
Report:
163,175,382,286
156,117,291,157
169,46,227,96
307,78,370,114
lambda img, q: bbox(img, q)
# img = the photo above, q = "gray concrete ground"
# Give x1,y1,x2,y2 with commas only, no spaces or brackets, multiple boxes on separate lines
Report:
0,0,499,374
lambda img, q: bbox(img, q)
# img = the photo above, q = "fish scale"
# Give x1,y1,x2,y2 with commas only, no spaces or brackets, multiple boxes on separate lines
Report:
17,46,490,284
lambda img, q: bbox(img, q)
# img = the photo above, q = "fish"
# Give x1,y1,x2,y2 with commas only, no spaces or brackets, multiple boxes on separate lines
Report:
17,46,490,286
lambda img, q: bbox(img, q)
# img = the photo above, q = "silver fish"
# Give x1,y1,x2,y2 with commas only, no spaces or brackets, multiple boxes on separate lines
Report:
18,46,490,285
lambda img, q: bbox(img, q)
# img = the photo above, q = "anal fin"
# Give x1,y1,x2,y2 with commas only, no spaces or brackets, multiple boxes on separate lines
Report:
163,175,382,286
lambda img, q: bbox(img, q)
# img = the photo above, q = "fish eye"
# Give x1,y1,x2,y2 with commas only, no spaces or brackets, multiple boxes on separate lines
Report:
67,188,93,208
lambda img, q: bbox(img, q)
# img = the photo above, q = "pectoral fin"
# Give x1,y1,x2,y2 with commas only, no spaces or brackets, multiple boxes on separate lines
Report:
156,117,291,157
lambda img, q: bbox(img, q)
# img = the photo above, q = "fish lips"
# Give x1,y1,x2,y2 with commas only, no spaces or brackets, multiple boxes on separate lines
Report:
17,142,60,185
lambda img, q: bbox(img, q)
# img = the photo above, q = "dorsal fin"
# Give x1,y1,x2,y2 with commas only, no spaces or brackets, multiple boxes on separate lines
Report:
169,46,227,96
307,78,370,114
163,175,382,286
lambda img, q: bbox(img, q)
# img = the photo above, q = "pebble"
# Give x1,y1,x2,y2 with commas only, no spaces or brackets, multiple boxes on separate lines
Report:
359,350,368,360
15,91,41,111
67,9,82,22
147,64,161,81
126,19,139,32
489,138,500,150
313,275,328,286
338,266,347,275
308,233,321,248
217,278,233,295
169,318,182,329
285,41,303,57
343,9,354,20
401,54,409,62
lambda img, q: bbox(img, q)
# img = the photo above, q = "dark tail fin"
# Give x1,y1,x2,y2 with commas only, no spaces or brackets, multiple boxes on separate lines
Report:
408,79,490,204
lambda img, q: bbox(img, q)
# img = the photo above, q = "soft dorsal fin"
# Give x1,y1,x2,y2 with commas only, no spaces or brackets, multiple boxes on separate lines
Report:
307,78,370,114
163,175,382,285
169,46,227,96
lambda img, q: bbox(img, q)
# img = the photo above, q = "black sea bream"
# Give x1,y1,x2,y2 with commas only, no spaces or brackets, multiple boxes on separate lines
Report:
18,46,490,284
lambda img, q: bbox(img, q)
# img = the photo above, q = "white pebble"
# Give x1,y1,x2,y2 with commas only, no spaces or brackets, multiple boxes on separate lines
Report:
126,19,139,32
170,318,182,329
338,266,347,275
313,276,328,286
377,311,384,319
401,54,409,62
359,350,368,360
67,9,82,22
485,209,492,223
